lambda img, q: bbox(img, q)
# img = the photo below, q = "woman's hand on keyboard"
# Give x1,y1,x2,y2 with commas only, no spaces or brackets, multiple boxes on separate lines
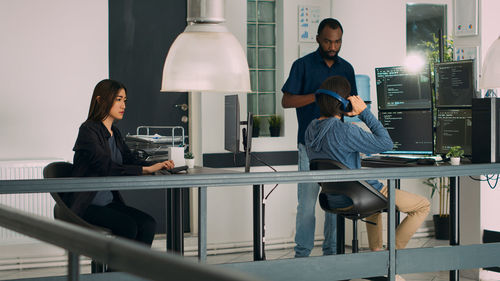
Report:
142,160,175,174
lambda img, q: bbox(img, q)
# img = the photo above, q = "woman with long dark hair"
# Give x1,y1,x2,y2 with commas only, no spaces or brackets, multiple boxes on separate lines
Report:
63,79,174,246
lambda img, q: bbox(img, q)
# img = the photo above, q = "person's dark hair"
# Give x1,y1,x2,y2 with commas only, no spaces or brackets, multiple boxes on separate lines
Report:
87,79,127,121
317,18,343,35
316,76,351,117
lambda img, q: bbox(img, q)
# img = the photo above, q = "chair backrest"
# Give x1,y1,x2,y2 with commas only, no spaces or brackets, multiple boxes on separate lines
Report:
43,162,109,233
310,159,387,220
43,161,73,178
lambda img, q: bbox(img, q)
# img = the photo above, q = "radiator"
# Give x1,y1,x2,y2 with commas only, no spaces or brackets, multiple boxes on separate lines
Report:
0,159,61,243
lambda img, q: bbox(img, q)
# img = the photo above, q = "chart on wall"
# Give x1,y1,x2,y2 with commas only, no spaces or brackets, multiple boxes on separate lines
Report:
298,5,320,42
454,0,478,36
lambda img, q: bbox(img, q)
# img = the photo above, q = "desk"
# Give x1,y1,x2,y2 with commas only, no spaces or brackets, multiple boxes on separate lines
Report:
164,166,237,259
165,167,265,262
360,161,460,281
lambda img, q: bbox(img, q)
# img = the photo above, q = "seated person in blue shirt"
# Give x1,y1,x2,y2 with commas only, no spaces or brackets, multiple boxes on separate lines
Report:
305,75,430,257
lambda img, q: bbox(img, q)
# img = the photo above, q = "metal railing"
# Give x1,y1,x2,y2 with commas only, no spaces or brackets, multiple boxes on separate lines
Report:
2,163,499,193
1,163,500,281
0,203,261,281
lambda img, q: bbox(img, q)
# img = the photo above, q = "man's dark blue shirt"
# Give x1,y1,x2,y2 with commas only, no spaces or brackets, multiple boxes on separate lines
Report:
282,49,357,145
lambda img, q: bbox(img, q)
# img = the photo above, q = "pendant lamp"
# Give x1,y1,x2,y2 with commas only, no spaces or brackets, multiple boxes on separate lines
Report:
161,0,251,93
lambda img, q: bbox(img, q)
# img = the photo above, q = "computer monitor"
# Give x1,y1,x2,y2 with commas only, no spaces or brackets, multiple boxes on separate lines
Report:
375,65,432,110
378,110,433,154
435,108,472,156
224,95,240,153
434,60,475,108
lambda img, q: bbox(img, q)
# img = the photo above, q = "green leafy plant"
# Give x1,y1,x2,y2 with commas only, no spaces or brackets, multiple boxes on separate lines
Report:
184,152,194,159
423,177,449,216
446,146,464,158
420,33,454,67
268,115,282,128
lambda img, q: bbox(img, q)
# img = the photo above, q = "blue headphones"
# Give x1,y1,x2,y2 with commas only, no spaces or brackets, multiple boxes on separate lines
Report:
315,89,352,112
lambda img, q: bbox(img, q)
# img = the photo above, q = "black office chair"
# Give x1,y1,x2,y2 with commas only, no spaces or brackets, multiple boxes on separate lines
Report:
310,159,388,253
43,161,109,273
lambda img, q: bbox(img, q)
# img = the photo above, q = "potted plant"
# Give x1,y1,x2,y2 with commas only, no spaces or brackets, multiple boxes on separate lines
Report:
423,177,450,240
184,151,194,168
268,115,282,137
252,115,261,138
446,146,464,165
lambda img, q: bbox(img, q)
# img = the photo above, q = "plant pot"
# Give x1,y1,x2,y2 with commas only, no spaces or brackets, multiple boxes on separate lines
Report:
252,126,260,138
450,157,460,165
185,159,195,169
433,214,450,240
269,126,280,137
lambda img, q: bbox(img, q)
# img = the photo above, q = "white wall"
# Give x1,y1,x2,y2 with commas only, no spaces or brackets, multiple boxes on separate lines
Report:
479,0,500,232
0,0,108,162
206,166,299,245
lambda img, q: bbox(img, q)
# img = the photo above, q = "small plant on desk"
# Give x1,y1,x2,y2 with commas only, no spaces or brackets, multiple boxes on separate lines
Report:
184,152,194,168
446,146,464,165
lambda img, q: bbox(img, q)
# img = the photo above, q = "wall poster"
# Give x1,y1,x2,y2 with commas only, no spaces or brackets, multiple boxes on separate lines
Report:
298,5,321,42
454,0,478,37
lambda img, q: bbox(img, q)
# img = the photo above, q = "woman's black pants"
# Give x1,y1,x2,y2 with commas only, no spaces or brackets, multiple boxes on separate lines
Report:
82,202,156,246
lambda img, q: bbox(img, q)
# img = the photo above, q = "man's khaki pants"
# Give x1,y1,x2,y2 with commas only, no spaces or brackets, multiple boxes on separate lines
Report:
365,186,431,250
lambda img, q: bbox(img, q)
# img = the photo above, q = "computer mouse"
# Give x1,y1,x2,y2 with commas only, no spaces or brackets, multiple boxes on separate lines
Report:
416,158,436,165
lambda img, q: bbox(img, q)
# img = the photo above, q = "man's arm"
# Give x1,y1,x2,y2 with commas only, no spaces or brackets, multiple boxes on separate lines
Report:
281,92,316,108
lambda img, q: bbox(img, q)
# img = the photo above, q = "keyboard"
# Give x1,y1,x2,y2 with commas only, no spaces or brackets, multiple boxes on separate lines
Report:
156,165,189,175
361,156,418,167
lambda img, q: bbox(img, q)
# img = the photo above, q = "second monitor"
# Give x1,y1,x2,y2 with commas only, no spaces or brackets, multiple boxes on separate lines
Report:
434,60,475,108
435,108,472,156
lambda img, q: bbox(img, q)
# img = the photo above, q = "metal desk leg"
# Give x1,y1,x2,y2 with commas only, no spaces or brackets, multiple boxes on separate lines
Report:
395,179,400,227
449,176,460,281
336,215,345,254
388,179,401,226
166,189,172,252
253,184,265,261
387,179,396,281
166,188,184,254
198,186,207,262
68,252,79,281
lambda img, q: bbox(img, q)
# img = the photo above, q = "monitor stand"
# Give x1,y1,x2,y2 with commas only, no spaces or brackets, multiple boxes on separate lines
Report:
242,112,266,261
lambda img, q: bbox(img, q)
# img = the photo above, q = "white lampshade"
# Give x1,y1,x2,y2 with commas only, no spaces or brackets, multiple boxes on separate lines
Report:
480,36,500,89
161,24,250,93
161,0,250,93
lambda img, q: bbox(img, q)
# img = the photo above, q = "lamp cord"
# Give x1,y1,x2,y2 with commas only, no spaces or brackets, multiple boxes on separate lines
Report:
250,154,279,200
468,174,498,189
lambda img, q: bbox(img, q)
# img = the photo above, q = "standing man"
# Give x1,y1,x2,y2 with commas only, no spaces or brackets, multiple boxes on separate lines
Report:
281,18,357,257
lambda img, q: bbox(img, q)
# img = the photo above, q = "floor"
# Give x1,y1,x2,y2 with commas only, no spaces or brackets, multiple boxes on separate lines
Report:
0,237,485,281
